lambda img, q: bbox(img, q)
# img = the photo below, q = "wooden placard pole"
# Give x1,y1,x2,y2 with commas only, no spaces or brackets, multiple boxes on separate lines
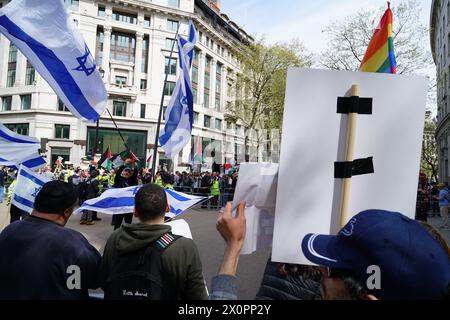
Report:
339,84,360,229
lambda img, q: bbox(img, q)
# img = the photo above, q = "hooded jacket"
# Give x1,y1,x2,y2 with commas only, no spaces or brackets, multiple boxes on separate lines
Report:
100,223,208,300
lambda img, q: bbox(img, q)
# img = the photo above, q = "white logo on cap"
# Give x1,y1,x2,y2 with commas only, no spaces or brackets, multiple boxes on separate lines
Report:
341,218,357,236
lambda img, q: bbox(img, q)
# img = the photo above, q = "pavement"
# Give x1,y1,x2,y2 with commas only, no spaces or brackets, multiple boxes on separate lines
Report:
0,200,449,299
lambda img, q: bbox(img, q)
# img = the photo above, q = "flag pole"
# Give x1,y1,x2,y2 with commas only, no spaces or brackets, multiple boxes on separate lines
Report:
339,84,359,230
106,108,131,152
151,24,181,182
92,119,100,158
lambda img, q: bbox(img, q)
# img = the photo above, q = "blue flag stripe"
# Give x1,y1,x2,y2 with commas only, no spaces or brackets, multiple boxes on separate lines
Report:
165,189,193,202
0,128,37,144
19,168,45,187
80,197,135,210
0,15,99,121
22,156,47,170
13,194,34,209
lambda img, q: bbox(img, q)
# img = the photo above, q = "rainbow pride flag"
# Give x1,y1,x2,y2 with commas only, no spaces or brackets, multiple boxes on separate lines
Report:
360,2,397,74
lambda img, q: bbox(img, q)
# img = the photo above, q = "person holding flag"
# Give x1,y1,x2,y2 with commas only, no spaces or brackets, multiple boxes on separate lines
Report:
112,159,139,230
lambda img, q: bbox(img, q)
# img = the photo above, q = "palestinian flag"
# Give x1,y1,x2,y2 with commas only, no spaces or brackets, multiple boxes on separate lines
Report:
98,146,112,170
111,150,139,168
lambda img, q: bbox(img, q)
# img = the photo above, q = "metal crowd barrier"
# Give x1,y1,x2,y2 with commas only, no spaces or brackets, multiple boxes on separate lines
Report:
174,186,236,210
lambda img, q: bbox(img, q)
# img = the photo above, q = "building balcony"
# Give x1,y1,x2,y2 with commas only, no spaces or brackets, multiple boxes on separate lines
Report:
107,83,138,98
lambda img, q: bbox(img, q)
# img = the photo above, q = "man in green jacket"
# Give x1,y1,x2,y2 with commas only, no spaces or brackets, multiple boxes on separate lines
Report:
100,184,207,300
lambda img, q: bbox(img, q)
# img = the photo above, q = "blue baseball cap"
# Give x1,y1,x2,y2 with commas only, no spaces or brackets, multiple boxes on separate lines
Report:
301,210,450,299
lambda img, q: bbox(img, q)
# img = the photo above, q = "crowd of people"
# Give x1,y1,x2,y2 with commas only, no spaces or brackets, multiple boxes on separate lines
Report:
0,163,240,228
0,164,449,300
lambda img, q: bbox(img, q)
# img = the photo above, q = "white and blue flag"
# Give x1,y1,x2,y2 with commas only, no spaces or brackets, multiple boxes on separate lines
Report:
159,21,197,158
11,165,50,214
0,122,46,170
74,185,208,219
0,0,107,122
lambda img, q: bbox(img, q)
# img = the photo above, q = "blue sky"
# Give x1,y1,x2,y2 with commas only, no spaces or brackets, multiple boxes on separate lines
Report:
221,0,432,54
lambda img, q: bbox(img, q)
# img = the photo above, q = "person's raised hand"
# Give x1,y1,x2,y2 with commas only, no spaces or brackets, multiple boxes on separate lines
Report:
216,202,246,253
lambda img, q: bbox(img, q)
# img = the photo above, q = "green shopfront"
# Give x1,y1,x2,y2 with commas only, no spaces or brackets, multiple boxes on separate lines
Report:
87,128,147,163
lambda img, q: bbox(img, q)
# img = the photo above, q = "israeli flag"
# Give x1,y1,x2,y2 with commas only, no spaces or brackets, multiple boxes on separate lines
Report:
0,0,107,122
159,21,197,158
74,185,208,219
12,165,50,214
0,122,46,170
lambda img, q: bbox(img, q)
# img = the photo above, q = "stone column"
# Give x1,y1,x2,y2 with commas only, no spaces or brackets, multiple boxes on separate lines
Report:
102,26,112,85
210,59,217,111
198,52,205,107
15,52,27,86
134,32,144,90
220,65,227,113
0,35,8,87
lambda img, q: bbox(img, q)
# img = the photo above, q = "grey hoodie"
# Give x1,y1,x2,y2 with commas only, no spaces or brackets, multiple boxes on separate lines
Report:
100,222,208,300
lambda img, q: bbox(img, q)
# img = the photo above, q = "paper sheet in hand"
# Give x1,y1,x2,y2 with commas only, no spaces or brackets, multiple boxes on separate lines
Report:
232,163,278,254
272,69,428,265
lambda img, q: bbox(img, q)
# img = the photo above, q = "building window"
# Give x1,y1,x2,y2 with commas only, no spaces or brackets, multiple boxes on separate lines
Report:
113,101,127,117
168,0,180,8
236,124,242,135
204,93,209,108
167,19,179,32
21,95,31,110
140,104,146,118
204,115,211,128
204,56,211,108
1,96,12,111
95,29,104,66
6,69,15,87
142,37,149,73
164,81,176,96
25,62,35,85
5,123,29,136
215,119,222,130
165,57,177,75
192,87,198,104
115,76,127,86
226,122,233,130
144,16,151,28
55,124,70,139
111,32,136,63
58,99,70,112
140,79,147,90
8,43,17,63
193,111,199,124
98,5,106,17
64,0,79,11
7,43,16,87
165,38,177,51
113,10,137,24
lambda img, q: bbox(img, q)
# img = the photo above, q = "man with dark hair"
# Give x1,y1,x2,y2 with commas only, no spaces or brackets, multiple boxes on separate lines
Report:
0,181,101,299
301,210,450,300
100,184,207,300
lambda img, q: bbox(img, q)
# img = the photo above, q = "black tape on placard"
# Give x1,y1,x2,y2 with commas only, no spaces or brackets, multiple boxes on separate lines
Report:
334,157,374,179
337,96,373,115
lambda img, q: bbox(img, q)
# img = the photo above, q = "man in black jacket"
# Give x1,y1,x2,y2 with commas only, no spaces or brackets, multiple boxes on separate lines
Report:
112,160,138,230
0,181,101,299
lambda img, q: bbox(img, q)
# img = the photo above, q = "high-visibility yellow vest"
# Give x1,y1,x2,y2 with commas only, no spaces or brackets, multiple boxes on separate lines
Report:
210,180,220,196
155,177,162,187
164,184,174,190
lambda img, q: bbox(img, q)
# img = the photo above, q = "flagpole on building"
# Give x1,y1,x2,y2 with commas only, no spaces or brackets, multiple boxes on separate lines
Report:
151,25,181,182
92,119,99,158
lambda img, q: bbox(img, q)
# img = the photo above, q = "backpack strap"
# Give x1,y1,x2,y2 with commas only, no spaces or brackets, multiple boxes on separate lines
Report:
152,232,181,252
